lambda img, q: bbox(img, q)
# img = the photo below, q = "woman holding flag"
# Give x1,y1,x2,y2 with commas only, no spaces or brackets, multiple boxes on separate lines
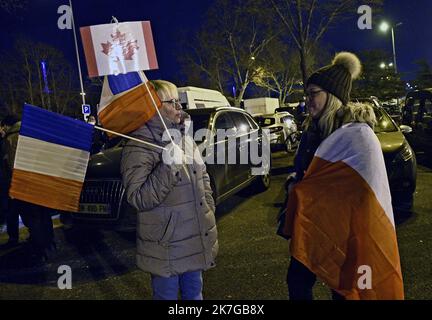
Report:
120,80,218,300
283,52,404,300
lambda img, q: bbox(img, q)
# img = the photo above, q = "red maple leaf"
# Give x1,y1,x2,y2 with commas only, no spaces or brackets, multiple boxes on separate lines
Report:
101,41,112,56
111,29,126,44
123,40,139,60
100,29,139,61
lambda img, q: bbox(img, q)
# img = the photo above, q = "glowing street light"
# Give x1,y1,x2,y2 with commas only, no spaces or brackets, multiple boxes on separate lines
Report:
379,21,390,32
379,21,402,74
380,62,386,69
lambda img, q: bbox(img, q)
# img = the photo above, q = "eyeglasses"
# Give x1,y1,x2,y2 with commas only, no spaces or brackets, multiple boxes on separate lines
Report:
304,90,325,100
162,98,182,110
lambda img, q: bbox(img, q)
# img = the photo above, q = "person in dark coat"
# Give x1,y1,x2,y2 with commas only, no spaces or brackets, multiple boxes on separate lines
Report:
1,114,55,259
1,114,23,246
282,52,403,300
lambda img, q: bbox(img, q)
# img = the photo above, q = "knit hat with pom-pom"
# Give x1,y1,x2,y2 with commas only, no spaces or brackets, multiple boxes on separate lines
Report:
306,52,362,105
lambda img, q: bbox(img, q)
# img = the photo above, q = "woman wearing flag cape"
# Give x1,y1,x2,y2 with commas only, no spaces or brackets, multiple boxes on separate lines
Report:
283,52,404,300
120,80,218,300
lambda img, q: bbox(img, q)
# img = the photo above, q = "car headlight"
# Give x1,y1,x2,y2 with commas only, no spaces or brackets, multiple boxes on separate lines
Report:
393,141,413,163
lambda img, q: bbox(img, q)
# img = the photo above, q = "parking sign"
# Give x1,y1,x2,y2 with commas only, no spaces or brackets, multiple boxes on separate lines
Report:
82,104,91,115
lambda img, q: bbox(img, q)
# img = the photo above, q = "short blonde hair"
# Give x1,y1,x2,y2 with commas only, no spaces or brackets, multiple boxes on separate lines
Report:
149,80,178,101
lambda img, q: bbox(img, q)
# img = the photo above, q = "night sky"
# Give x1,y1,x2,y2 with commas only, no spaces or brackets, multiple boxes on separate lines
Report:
0,0,431,87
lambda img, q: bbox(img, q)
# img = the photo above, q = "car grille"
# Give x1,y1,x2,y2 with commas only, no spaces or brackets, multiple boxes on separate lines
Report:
73,179,125,221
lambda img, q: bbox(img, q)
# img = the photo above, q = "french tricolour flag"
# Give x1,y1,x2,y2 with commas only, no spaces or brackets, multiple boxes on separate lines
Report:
9,104,94,212
97,71,161,137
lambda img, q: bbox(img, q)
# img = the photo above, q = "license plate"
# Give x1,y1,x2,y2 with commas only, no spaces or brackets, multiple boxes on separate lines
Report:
79,203,111,215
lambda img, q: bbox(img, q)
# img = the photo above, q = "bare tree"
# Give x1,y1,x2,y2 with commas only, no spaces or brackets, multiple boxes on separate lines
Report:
0,0,26,13
269,0,383,88
0,39,81,116
251,38,302,105
180,0,278,106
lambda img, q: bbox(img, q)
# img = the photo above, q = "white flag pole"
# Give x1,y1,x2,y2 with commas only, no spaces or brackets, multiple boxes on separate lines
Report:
142,77,191,180
94,125,166,151
93,125,194,161
143,79,176,146
69,0,87,111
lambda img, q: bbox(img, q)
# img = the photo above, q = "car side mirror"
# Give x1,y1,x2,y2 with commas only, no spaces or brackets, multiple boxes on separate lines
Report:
399,125,413,134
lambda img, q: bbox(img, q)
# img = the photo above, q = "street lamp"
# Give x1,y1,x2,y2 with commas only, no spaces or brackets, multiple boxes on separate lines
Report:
379,22,390,32
380,62,386,69
379,21,402,74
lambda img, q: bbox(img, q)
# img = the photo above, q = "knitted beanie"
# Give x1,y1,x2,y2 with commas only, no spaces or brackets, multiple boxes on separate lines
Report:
306,52,362,105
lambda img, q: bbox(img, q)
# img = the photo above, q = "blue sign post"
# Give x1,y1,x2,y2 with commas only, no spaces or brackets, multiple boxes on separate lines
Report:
82,104,91,115
82,104,91,121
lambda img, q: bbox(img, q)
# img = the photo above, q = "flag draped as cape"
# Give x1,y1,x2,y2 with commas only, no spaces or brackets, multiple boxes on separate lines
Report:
284,122,404,300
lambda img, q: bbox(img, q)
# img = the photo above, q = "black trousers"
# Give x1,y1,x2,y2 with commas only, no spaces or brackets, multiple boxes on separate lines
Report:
11,200,54,250
287,257,345,300
6,198,31,241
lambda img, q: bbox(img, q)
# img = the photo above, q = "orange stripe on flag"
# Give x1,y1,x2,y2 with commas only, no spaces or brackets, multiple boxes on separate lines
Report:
284,157,404,300
98,82,161,137
80,26,99,78
142,21,158,70
9,169,83,212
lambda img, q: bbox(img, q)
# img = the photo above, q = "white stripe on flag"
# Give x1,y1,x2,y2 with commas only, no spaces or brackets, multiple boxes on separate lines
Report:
14,136,90,182
315,122,395,227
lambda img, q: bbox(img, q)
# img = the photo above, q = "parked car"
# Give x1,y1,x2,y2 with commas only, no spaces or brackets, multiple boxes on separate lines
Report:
60,107,271,230
354,96,401,123
402,88,432,157
276,105,307,125
254,112,300,152
371,103,417,212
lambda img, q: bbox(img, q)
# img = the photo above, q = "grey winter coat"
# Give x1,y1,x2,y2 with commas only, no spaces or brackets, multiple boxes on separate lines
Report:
120,113,218,277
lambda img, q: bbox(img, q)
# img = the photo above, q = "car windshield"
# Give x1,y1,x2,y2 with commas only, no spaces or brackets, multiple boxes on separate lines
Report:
255,117,275,127
187,113,210,132
373,107,398,133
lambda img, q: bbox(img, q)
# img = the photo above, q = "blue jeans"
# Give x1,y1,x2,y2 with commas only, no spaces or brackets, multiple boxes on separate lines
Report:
151,271,203,300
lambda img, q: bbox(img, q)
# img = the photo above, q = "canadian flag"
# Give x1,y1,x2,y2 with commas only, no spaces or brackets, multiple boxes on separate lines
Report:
80,21,158,77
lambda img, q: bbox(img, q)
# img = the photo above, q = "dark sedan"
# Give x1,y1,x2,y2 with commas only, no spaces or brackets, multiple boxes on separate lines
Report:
60,107,271,230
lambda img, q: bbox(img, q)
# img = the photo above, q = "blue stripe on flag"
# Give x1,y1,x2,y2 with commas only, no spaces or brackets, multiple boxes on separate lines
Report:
20,104,94,152
108,72,143,95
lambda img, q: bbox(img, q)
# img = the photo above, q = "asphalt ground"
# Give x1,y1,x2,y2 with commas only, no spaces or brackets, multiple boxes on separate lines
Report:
0,151,431,299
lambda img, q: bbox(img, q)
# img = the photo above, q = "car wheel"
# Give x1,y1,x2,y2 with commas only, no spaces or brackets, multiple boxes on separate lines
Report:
392,192,414,212
253,155,271,192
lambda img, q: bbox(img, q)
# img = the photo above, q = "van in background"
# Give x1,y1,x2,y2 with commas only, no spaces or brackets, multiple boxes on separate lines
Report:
243,97,279,116
178,86,231,109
